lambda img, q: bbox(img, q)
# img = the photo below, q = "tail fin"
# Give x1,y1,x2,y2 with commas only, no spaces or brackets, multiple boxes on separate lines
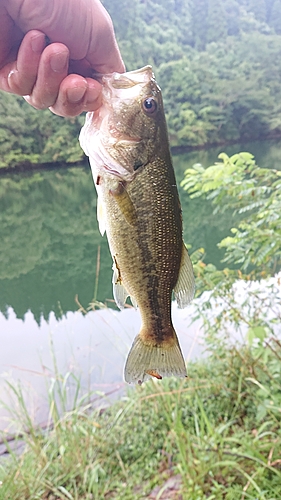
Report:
124,333,187,385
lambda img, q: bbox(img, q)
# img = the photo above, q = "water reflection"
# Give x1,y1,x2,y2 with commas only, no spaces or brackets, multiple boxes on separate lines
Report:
1,137,280,435
1,273,280,435
0,303,204,432
3,139,278,320
0,168,111,320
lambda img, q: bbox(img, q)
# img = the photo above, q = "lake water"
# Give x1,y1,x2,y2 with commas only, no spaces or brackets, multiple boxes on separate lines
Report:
0,139,280,437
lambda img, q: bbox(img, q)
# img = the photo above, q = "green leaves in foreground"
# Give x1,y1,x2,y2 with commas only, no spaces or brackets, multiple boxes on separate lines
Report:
182,152,281,378
182,152,281,279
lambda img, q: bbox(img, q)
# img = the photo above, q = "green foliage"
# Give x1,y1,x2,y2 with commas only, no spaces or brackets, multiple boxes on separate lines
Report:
104,0,281,148
191,0,208,50
158,33,281,147
1,339,281,499
180,152,281,497
269,0,281,34
0,167,112,322
224,0,241,35
0,91,84,168
2,1,281,167
206,0,227,44
248,0,267,23
182,152,281,278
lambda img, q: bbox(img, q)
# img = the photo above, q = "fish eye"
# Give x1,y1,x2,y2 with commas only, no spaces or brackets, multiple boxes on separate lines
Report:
142,97,157,114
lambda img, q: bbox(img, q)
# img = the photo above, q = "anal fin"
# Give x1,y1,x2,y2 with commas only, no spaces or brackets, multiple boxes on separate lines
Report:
174,243,195,308
112,257,128,310
112,256,138,310
97,193,106,236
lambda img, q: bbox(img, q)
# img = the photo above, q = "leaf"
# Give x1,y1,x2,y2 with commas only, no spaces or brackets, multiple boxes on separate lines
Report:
247,326,267,346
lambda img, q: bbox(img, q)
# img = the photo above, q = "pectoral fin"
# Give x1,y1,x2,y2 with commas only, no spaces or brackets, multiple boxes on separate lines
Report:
111,182,137,226
174,244,195,308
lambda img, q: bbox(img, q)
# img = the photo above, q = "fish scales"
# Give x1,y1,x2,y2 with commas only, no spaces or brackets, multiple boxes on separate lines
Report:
104,156,182,343
79,66,195,384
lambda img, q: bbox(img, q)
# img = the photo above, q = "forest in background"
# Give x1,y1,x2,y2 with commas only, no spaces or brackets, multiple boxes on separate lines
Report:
1,0,281,168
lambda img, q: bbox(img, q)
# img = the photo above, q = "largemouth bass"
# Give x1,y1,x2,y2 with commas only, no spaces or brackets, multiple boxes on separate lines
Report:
79,66,195,384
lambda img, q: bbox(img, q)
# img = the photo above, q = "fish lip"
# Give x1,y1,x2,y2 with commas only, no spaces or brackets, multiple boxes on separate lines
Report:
103,65,154,89
90,66,153,86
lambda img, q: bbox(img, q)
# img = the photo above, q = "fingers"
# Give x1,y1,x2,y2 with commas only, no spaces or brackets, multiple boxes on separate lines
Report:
48,74,102,117
0,29,70,111
24,42,69,109
0,2,123,117
5,30,46,95
0,29,43,93
1,29,102,116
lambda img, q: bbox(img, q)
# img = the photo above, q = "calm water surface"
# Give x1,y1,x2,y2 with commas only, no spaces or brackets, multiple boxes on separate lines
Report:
0,139,280,432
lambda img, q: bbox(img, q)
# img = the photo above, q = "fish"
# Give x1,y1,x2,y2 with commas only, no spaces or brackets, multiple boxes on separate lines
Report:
79,66,195,384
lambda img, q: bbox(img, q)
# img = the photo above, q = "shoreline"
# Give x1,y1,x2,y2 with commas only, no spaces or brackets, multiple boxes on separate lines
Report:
1,133,281,175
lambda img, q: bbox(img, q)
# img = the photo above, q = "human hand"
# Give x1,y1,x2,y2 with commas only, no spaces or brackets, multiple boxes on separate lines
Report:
0,0,125,117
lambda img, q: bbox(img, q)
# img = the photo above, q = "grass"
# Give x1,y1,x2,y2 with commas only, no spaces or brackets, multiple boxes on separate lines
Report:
0,338,281,500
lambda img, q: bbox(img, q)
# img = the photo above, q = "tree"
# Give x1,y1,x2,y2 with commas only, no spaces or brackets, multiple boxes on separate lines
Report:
0,91,84,167
265,0,276,22
248,0,267,23
224,0,241,35
206,0,227,43
190,0,208,50
269,0,281,34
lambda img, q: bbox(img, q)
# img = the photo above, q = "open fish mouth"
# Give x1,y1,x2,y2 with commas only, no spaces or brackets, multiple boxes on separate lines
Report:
79,65,158,181
85,65,156,145
91,65,153,88
107,66,153,89
102,65,155,101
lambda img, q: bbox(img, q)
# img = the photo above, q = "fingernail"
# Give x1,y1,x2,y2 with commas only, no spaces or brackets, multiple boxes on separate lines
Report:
50,51,69,73
8,69,16,80
7,69,18,88
67,86,87,103
31,33,46,53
